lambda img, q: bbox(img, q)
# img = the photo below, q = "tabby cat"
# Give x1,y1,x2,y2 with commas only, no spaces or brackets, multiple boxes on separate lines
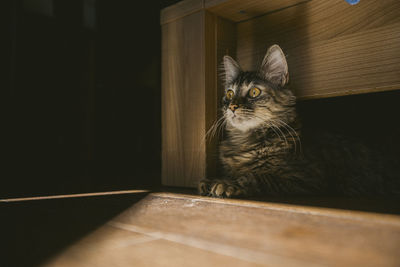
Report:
198,45,399,198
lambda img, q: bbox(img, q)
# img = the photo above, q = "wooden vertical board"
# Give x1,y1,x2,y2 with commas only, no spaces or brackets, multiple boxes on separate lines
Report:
235,0,400,99
162,11,220,187
162,10,236,186
162,11,206,187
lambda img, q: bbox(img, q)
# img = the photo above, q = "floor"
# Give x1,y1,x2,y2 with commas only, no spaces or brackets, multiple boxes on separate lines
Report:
2,190,400,267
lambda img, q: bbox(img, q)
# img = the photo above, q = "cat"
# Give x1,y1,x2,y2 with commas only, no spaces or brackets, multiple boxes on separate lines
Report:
198,44,399,198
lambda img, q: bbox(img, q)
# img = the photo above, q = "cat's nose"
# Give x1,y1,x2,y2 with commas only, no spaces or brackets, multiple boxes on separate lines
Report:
229,104,239,112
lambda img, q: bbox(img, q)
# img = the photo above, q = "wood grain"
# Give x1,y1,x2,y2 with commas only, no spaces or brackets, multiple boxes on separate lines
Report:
45,224,264,267
236,0,400,99
160,0,203,25
205,0,307,22
161,0,400,187
161,11,237,187
216,17,237,98
162,11,206,187
44,193,400,267
161,0,307,24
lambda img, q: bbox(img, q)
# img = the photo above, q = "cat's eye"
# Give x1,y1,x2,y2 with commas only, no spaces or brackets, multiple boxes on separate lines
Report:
249,87,261,98
226,90,234,99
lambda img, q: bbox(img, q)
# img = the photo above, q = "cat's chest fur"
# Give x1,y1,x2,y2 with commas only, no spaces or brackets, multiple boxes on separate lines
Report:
219,127,292,177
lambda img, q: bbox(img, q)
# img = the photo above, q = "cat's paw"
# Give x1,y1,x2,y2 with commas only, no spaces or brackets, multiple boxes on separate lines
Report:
198,178,212,196
210,181,245,198
198,179,245,198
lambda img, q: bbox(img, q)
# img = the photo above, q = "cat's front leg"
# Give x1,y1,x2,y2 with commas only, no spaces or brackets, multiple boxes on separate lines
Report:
198,177,253,198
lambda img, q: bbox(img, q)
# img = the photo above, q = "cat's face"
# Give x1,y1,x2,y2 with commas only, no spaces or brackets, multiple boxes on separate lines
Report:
222,45,295,132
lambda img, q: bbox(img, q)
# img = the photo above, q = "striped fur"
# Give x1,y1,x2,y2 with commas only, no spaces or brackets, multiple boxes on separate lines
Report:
199,45,399,198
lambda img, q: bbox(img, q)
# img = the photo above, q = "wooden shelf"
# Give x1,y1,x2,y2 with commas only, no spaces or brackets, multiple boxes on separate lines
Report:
205,0,307,22
161,0,400,187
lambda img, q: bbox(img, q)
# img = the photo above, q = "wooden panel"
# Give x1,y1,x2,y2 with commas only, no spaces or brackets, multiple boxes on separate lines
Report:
44,224,263,267
115,193,400,266
206,0,307,22
160,0,203,25
236,0,400,99
204,12,218,178
290,24,400,98
162,11,205,187
161,0,308,24
45,193,400,266
216,17,237,94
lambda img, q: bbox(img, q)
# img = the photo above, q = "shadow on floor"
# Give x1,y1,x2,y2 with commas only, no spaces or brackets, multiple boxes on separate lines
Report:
2,192,149,267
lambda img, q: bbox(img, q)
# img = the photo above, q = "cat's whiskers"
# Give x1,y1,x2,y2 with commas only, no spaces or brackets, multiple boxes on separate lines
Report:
244,112,290,152
212,116,225,140
272,120,297,155
203,114,227,145
274,118,302,155
220,119,227,139
269,121,290,152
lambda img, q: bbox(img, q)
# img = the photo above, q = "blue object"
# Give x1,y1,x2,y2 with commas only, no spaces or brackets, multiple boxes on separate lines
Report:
345,0,360,5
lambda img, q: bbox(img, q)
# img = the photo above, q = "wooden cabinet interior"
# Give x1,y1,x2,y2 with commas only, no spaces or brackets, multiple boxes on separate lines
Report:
161,0,400,187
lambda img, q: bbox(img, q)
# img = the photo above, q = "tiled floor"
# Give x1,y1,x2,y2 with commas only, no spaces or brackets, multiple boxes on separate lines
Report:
3,191,400,267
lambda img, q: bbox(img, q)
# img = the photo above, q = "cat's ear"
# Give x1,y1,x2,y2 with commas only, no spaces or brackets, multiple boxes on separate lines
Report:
222,55,241,85
259,45,289,87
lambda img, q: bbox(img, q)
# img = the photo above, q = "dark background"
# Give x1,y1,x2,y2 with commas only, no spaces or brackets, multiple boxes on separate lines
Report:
3,0,180,198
